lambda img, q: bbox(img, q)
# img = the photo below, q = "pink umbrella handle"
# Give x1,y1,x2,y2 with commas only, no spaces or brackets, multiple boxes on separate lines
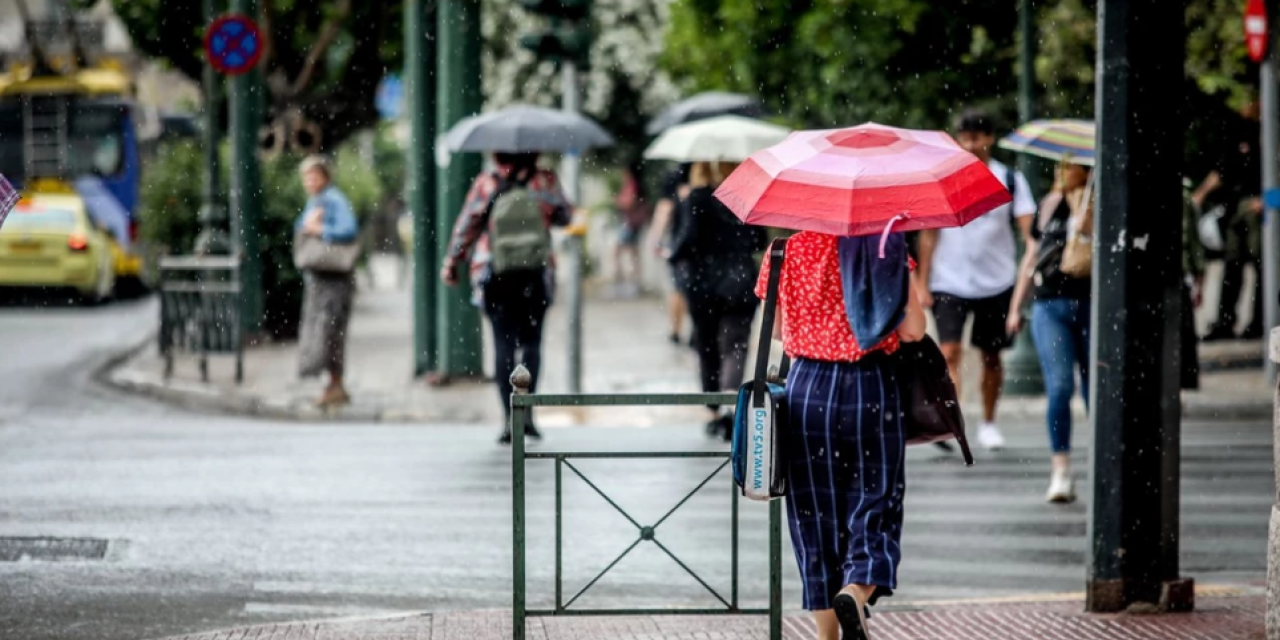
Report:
878,213,910,259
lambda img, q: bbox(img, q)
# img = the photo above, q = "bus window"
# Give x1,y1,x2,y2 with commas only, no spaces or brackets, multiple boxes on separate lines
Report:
69,104,125,178
0,103,24,184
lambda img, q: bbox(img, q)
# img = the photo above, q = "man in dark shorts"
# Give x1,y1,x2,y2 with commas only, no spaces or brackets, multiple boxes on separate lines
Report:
916,110,1037,451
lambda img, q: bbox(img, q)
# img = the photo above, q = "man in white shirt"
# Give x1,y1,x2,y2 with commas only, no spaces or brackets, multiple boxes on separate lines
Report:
916,110,1037,451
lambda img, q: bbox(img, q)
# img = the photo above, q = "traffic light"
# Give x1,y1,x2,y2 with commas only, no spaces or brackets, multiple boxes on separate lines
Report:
517,0,591,68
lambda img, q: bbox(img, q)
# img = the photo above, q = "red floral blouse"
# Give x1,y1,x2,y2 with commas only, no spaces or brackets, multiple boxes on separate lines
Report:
754,231,912,363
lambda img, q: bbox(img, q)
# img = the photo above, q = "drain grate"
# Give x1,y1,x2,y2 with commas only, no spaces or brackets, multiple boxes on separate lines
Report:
0,536,109,562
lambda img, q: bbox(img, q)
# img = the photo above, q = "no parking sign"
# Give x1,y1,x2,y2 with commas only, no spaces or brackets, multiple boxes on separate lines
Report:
204,14,263,76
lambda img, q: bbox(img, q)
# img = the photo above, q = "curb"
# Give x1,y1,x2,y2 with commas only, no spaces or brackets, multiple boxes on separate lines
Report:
102,341,1274,425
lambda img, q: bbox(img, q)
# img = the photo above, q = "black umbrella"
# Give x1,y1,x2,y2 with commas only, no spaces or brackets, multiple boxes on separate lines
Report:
444,105,614,153
645,91,765,136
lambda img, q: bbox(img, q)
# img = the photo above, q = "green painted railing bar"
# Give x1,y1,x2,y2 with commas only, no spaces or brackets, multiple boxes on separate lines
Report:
524,608,772,617
510,367,782,640
526,451,729,460
554,458,563,611
513,393,738,408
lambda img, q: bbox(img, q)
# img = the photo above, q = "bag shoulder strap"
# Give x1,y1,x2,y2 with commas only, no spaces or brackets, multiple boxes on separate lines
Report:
752,237,789,407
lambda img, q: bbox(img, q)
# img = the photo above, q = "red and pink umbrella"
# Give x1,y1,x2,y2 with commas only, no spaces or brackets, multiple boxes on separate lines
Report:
714,123,1011,254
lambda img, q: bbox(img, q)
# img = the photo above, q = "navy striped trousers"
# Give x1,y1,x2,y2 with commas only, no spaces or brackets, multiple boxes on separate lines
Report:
784,356,906,611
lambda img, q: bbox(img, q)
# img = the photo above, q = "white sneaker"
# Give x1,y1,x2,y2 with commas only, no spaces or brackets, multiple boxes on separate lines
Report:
1046,470,1077,504
977,422,1005,451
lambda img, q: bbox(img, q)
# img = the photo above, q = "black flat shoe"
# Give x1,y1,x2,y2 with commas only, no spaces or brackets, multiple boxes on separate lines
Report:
524,423,543,440
833,592,871,640
933,441,954,453
497,429,513,445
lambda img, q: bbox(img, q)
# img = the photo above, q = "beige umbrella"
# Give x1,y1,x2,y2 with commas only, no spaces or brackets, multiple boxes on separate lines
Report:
643,115,791,162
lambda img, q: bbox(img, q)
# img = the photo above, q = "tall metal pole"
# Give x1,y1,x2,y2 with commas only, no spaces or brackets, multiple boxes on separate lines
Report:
1087,0,1192,613
435,0,483,379
1262,18,1280,383
229,0,264,336
561,61,583,393
1004,0,1045,396
196,0,229,255
406,0,437,376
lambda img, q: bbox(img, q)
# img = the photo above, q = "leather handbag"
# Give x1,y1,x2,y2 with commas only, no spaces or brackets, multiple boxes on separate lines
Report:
895,335,974,465
1060,180,1094,279
731,238,790,501
293,234,360,274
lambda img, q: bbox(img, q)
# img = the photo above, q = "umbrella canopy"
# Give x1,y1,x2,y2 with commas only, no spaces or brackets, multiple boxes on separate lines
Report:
444,105,614,153
643,115,791,162
998,119,1095,166
713,123,1011,239
645,91,764,136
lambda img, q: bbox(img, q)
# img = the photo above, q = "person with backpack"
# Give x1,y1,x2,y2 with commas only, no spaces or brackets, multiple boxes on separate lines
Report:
668,161,768,439
440,152,573,444
1007,159,1093,503
915,110,1038,452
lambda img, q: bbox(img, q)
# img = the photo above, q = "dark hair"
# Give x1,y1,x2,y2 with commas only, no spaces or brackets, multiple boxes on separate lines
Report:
494,152,540,172
954,109,995,136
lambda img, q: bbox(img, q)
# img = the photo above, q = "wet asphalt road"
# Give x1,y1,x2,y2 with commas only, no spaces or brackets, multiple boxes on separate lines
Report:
0,298,1271,640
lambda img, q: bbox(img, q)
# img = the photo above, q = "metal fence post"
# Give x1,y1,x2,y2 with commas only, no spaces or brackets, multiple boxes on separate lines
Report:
511,365,532,640
769,499,782,640
1268,329,1280,637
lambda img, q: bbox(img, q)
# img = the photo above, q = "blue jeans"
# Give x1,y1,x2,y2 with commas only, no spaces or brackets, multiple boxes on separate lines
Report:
1030,298,1091,453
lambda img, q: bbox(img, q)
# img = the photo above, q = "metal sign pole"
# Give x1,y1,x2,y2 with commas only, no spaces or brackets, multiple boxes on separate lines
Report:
1262,19,1280,383
562,61,583,394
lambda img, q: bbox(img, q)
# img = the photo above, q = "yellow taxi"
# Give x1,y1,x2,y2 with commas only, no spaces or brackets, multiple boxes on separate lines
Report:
0,194,117,302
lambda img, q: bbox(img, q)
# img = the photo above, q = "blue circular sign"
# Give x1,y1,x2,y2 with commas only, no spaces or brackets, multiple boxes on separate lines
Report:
204,14,263,76
375,74,404,121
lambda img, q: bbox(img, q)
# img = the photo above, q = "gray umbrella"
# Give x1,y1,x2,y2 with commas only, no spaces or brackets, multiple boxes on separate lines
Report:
645,91,765,136
444,105,614,153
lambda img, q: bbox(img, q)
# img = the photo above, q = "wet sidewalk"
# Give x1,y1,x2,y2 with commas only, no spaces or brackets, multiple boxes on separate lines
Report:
153,591,1265,640
108,254,1274,426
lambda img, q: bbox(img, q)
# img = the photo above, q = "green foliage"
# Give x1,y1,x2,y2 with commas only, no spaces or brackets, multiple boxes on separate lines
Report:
113,0,403,150
139,135,386,339
663,0,1019,131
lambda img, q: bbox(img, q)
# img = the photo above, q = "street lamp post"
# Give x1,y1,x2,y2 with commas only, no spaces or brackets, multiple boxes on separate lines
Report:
434,0,484,379
406,0,437,376
1004,0,1046,396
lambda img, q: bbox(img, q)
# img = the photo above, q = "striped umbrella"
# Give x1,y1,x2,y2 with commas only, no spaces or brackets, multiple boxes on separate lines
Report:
998,119,1096,166
713,123,1011,250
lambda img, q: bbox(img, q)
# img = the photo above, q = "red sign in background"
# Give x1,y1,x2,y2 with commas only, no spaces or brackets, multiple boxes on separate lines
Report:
1246,0,1269,63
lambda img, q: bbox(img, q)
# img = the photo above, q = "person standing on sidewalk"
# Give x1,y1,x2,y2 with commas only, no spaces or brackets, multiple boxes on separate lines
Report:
756,231,927,640
440,152,573,444
1194,101,1264,341
1007,160,1092,503
915,110,1037,451
295,155,359,408
670,161,768,439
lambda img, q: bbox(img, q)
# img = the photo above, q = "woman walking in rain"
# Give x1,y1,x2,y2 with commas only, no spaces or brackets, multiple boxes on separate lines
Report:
1007,159,1093,503
440,152,573,444
756,230,926,640
668,161,768,439
295,155,359,408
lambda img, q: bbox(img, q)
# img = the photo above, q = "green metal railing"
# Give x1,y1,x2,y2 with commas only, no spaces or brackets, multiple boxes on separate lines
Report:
510,367,783,640
158,255,243,383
